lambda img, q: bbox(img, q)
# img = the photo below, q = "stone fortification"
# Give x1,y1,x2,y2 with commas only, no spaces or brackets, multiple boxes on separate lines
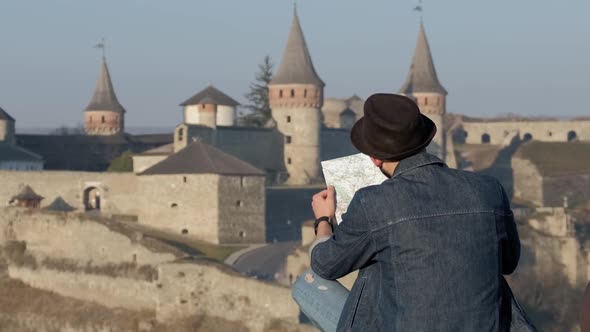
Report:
157,262,299,331
6,208,175,266
461,120,590,145
0,209,300,331
0,170,265,244
0,170,139,215
516,208,590,288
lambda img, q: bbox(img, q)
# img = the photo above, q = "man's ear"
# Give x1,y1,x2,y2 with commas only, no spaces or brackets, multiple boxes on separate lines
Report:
370,157,384,167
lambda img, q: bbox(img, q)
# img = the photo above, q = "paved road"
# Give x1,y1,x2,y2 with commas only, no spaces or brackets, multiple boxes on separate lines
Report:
232,241,300,281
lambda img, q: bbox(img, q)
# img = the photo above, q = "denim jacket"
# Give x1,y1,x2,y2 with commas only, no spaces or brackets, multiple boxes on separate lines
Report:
311,152,520,332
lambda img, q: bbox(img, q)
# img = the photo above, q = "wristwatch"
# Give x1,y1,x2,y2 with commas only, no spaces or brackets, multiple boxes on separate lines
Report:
314,216,333,235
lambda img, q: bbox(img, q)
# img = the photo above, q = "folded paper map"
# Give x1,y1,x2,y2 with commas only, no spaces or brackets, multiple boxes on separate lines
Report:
321,153,388,224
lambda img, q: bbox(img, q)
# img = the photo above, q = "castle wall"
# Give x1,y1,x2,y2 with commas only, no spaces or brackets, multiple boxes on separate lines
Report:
137,174,220,242
8,266,155,311
520,209,589,288
265,187,322,242
320,129,358,161
0,209,300,331
462,121,590,145
3,209,175,266
217,175,265,244
512,157,544,206
0,171,140,215
321,98,348,128
156,262,299,331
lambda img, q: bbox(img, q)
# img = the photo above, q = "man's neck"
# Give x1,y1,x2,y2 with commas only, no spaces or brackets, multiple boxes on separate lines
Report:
380,161,399,178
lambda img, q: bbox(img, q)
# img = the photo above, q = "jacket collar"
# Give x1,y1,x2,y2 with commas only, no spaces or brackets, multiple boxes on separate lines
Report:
391,152,445,178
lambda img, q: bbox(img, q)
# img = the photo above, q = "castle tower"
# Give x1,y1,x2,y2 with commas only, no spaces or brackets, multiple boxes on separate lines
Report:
179,85,240,128
268,8,325,185
399,23,448,161
84,57,126,136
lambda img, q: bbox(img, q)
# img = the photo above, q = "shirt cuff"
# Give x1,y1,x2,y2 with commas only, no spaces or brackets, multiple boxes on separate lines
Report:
309,236,331,257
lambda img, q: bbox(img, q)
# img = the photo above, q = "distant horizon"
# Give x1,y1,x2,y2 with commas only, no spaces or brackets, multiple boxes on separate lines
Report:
1,1,588,128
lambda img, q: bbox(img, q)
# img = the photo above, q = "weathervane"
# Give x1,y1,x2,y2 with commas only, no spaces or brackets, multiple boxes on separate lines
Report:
413,0,424,22
94,37,106,58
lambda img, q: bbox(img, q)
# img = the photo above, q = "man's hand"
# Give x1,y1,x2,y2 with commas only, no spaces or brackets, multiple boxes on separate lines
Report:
312,186,336,219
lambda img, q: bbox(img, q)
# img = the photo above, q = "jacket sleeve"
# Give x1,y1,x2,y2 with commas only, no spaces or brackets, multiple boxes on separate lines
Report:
310,191,376,280
498,183,520,275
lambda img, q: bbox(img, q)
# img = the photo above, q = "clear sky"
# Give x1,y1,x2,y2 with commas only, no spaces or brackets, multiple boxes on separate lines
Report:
0,0,588,130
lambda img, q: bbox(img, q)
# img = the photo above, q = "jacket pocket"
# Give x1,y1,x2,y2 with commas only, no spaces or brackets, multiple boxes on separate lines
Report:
349,277,367,330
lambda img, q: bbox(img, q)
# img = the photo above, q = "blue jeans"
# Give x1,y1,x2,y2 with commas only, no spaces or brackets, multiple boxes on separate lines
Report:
292,269,537,332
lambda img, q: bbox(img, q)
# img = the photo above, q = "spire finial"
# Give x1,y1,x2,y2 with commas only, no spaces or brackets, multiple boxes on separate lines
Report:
413,0,424,23
94,37,106,58
293,1,297,15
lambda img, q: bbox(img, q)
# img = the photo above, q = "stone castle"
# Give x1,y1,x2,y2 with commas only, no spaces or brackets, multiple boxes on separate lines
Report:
0,8,589,246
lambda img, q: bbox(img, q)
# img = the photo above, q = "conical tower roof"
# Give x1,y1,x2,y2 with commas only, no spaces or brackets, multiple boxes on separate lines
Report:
399,23,447,95
85,57,126,113
11,185,44,201
270,8,325,86
180,85,240,107
45,196,76,212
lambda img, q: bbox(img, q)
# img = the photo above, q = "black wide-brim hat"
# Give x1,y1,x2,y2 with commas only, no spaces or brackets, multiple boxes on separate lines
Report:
351,93,437,161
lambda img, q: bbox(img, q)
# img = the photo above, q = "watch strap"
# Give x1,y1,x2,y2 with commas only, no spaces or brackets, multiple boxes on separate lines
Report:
314,216,333,235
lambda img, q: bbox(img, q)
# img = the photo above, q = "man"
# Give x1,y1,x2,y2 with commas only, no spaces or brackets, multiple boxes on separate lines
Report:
292,94,522,331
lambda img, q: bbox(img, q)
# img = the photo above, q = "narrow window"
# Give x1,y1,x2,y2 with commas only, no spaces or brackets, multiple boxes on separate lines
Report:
236,200,244,207
240,176,245,188
101,116,105,123
171,203,178,208
279,90,283,98
304,89,308,98
183,176,187,183
201,104,206,110
424,98,428,106
286,136,292,144
286,116,291,123
181,229,188,235
287,157,292,165
290,89,295,97
178,128,184,142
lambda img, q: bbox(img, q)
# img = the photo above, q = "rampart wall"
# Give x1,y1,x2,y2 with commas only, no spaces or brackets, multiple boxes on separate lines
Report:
462,120,590,145
0,209,299,331
0,170,139,215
